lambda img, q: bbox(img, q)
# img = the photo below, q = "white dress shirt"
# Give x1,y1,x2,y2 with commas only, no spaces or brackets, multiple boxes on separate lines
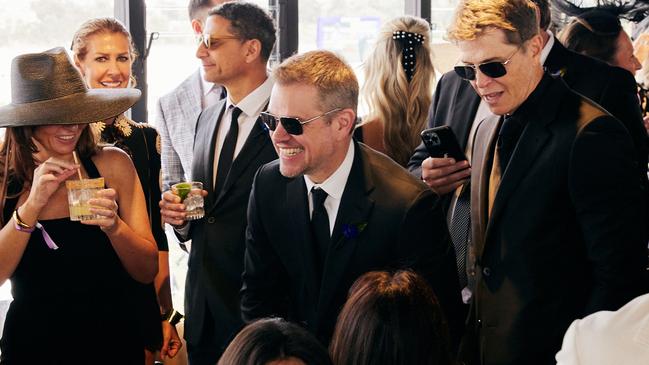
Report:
212,76,274,187
303,140,355,236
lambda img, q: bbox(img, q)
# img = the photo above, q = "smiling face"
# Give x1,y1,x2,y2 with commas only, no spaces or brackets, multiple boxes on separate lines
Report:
76,31,132,89
33,124,87,160
458,28,543,115
268,83,352,183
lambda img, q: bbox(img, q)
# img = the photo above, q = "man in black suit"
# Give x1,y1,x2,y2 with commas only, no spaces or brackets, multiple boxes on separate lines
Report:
445,0,647,363
159,3,277,364
407,0,648,302
240,50,463,346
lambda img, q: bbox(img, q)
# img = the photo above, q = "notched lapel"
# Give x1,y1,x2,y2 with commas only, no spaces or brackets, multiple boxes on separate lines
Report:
471,115,500,260
286,177,320,306
211,119,272,209
197,103,226,211
487,119,551,230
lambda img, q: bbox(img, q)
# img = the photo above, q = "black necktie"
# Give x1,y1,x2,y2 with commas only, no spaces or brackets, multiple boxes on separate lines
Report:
449,183,471,289
311,187,330,272
214,106,242,195
496,114,523,173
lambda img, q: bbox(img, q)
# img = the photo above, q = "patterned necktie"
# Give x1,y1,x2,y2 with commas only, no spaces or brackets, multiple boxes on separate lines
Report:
311,187,330,272
214,106,242,195
449,183,471,289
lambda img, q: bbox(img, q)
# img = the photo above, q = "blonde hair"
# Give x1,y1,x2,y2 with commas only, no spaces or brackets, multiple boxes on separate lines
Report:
448,0,538,46
362,16,435,167
273,50,359,116
72,17,138,63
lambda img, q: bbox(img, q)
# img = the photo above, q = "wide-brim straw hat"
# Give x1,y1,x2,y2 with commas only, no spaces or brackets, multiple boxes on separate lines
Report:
0,47,140,128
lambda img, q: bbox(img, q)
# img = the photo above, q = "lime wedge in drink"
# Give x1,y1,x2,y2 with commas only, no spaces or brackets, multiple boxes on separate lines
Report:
174,183,192,201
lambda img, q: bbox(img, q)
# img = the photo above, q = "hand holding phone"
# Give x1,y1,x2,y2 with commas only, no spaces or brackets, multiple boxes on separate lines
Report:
420,126,467,161
420,126,471,195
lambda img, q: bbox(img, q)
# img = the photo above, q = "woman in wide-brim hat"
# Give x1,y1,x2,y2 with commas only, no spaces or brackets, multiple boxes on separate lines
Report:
0,47,158,364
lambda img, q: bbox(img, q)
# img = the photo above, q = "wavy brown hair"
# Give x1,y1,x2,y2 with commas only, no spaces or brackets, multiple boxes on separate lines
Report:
362,16,435,167
0,126,98,225
330,270,452,365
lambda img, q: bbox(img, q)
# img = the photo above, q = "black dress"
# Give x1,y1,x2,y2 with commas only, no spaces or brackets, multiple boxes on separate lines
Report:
0,157,142,364
96,116,166,351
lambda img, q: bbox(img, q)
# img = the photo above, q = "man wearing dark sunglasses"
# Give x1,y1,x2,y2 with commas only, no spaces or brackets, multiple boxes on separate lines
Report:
159,3,278,364
407,0,647,330
240,50,464,349
442,1,648,365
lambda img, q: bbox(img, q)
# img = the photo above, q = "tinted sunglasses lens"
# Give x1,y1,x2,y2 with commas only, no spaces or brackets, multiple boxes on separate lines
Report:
280,117,303,135
259,113,277,131
479,62,507,78
454,66,475,81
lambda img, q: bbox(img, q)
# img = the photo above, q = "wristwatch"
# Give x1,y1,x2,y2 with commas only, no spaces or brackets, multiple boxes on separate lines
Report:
161,309,184,326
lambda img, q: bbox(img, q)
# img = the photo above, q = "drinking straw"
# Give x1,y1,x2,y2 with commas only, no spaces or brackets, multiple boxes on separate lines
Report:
72,151,83,180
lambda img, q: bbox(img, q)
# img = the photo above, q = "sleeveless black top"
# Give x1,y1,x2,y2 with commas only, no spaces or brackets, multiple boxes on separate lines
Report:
0,157,142,364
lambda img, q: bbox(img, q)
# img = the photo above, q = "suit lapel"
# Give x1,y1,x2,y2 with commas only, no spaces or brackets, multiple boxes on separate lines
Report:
211,118,271,209
317,143,374,315
286,177,320,310
471,115,500,260
197,103,226,211
485,80,566,238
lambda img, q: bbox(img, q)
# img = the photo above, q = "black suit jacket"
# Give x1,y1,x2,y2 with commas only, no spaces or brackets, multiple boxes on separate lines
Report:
408,38,648,196
241,142,463,345
183,100,277,351
464,75,647,365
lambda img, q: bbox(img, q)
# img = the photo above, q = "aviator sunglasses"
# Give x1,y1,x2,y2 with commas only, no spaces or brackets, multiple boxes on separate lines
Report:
260,108,342,135
454,48,519,81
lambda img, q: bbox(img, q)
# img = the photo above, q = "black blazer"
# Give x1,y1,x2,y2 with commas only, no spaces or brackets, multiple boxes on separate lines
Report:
241,142,464,345
183,100,278,351
408,38,648,194
465,75,647,364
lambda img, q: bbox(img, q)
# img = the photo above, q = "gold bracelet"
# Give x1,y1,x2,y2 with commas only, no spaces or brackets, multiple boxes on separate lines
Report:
12,209,33,230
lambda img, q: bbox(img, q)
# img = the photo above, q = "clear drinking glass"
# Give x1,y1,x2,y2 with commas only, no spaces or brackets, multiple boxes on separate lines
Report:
65,177,104,221
172,181,205,220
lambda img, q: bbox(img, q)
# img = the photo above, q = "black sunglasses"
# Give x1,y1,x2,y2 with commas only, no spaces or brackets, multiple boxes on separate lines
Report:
260,108,342,135
454,48,519,81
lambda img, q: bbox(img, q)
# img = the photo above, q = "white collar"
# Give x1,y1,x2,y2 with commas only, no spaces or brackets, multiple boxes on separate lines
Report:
304,140,355,200
225,76,274,118
540,30,554,66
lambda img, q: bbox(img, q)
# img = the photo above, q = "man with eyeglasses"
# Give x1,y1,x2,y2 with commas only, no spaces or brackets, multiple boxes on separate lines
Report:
407,0,647,310
240,50,464,347
443,0,647,364
159,2,277,364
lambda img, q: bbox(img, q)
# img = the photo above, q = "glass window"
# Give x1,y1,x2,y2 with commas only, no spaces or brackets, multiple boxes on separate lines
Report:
0,0,114,106
431,0,460,74
0,0,114,340
298,0,405,116
146,0,269,124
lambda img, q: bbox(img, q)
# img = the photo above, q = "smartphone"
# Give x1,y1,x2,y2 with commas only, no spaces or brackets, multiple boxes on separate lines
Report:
420,126,467,162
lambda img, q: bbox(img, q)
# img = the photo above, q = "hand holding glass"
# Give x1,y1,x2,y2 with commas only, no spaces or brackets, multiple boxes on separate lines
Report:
171,182,205,220
66,177,104,221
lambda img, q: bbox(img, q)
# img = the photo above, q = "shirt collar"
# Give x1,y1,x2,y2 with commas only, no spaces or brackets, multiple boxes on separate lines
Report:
304,140,355,200
199,67,218,97
226,76,273,118
540,30,554,66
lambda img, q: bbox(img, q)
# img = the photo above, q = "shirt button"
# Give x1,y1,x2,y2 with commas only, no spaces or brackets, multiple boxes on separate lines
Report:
207,217,216,224
482,267,492,276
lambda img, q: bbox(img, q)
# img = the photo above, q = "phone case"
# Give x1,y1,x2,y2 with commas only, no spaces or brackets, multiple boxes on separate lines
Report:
420,126,467,161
